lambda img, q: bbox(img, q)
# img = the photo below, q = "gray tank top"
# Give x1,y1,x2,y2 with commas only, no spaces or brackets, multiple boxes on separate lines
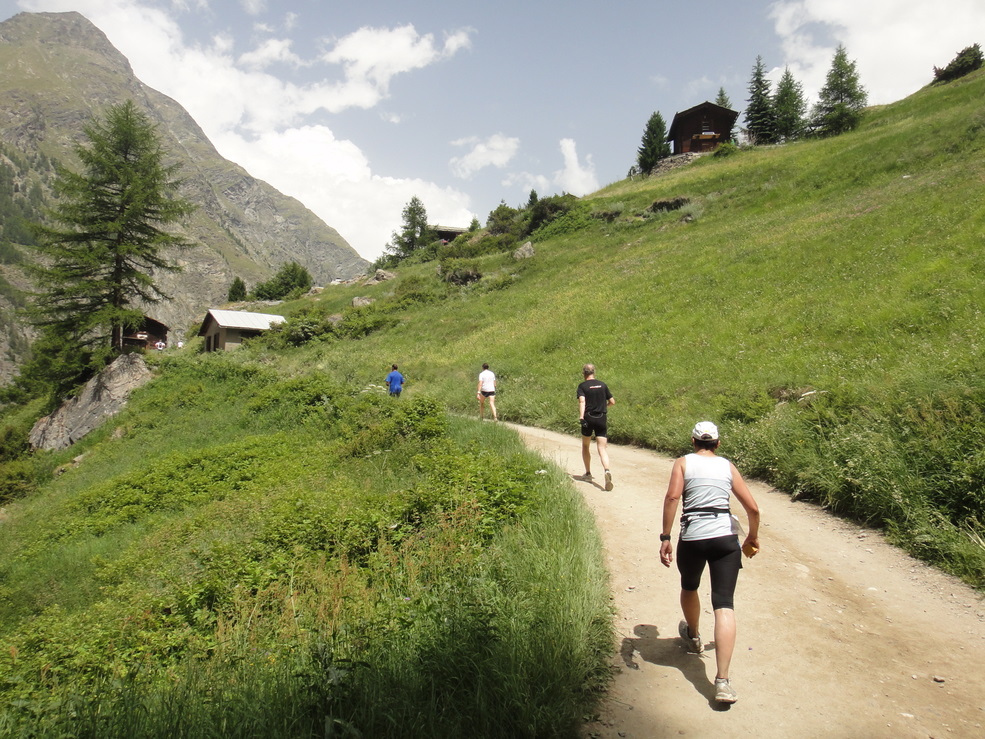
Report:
680,453,733,541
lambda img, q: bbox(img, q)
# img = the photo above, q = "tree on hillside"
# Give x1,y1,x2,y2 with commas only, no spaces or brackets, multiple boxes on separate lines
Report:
932,43,983,85
715,87,736,143
715,86,733,110
27,99,194,364
227,276,247,302
252,262,312,300
745,56,778,145
636,111,671,174
773,67,807,141
382,195,433,264
811,44,867,137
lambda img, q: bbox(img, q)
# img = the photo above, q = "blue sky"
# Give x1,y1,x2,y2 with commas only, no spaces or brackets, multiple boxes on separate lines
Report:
6,0,985,263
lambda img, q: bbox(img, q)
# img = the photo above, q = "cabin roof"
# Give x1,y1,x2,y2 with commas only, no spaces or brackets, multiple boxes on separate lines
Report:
198,309,286,335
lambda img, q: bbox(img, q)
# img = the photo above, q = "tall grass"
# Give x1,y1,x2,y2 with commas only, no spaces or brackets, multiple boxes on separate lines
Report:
0,353,611,737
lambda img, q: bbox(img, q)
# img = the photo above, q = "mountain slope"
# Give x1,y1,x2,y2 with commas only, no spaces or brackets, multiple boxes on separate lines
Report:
0,10,368,372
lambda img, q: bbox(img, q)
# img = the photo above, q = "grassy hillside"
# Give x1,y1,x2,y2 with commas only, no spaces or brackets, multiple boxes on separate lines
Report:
0,356,611,736
257,68,985,584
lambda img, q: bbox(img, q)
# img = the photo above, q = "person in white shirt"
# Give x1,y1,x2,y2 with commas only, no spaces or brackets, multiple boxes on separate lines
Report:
659,421,761,704
476,363,498,421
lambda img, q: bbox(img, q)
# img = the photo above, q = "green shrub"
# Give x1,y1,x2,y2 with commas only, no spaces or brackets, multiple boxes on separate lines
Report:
933,43,983,84
438,258,481,285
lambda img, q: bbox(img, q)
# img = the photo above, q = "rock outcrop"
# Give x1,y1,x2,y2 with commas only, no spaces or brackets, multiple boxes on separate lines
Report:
29,353,153,451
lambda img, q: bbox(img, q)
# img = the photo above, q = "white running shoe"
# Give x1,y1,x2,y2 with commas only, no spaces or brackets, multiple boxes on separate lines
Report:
715,678,737,704
678,619,703,653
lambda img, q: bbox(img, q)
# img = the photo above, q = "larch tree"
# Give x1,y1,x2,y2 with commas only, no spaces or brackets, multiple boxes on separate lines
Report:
811,44,867,136
636,111,671,174
744,56,778,145
773,67,807,141
385,195,432,261
28,100,194,360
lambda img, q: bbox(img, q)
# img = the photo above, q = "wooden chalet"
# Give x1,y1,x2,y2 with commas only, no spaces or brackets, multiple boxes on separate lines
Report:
667,102,739,154
122,317,169,350
198,309,285,352
433,225,468,244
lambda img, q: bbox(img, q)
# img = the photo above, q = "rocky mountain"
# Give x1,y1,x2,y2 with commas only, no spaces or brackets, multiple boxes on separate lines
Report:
0,11,369,377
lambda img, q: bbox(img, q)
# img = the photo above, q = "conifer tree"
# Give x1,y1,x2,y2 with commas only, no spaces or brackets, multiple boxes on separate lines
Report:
715,86,733,110
812,44,867,137
773,67,807,141
636,111,671,174
715,87,736,142
227,276,247,302
27,100,194,360
387,195,432,260
744,56,778,145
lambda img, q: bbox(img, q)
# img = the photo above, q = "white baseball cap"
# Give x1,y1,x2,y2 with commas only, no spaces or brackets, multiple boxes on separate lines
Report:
691,421,719,441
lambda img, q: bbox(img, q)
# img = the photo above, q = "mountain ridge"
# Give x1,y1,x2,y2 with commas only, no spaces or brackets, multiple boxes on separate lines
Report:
0,10,368,377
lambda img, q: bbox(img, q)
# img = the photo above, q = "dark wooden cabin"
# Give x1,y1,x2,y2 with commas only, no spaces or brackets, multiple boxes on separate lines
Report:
122,317,169,350
667,102,739,154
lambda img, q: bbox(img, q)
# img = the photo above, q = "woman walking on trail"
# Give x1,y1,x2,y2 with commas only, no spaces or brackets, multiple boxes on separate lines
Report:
659,421,760,704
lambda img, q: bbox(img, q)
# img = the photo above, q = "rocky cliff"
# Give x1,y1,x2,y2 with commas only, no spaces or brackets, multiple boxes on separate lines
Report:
0,11,369,371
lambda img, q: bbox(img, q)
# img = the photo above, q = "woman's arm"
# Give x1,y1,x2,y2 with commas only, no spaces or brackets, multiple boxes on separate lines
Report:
660,457,686,567
730,463,760,554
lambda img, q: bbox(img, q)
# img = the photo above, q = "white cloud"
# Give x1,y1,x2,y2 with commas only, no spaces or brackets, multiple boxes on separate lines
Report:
240,0,265,15
770,0,985,105
238,37,305,70
449,134,520,179
553,139,599,196
214,126,474,261
322,24,473,101
502,172,551,196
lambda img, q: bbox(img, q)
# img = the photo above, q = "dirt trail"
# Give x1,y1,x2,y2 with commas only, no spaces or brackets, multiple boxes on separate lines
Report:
509,424,985,739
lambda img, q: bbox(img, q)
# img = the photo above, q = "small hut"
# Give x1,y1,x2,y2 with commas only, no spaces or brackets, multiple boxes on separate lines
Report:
122,317,169,350
198,309,285,352
667,102,739,155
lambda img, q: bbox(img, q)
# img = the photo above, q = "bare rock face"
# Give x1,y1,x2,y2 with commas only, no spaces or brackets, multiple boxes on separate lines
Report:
513,241,535,260
29,353,153,451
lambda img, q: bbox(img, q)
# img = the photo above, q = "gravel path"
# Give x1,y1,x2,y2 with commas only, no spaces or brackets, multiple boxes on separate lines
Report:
510,423,985,739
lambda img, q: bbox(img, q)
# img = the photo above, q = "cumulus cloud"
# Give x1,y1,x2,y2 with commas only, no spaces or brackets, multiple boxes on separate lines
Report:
770,0,985,105
553,139,599,196
449,134,521,179
322,25,473,102
238,37,305,70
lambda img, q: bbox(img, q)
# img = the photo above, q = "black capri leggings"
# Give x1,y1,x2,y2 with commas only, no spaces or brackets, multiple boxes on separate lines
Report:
676,534,742,610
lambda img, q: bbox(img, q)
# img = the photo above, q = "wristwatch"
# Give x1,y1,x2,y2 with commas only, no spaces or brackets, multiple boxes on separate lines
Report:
659,534,671,542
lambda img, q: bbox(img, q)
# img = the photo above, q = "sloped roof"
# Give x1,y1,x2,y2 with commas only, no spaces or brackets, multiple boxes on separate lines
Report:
198,309,285,335
666,101,739,141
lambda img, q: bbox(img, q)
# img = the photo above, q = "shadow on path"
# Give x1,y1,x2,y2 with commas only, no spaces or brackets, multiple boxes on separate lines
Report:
619,624,731,712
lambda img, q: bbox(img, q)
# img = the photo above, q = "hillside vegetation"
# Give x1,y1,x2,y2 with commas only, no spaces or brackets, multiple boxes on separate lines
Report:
262,68,985,585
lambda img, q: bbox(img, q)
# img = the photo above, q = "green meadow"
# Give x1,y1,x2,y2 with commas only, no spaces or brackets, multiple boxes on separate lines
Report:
2,68,985,736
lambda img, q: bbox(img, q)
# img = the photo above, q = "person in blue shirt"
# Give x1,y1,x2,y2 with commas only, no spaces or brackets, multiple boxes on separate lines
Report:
385,364,405,396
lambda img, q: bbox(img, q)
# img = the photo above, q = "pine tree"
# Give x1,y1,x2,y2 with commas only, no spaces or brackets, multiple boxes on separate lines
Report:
227,276,247,302
715,86,733,110
744,56,778,145
27,100,194,360
636,111,671,174
812,44,867,137
773,67,807,141
715,87,736,143
386,195,432,260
